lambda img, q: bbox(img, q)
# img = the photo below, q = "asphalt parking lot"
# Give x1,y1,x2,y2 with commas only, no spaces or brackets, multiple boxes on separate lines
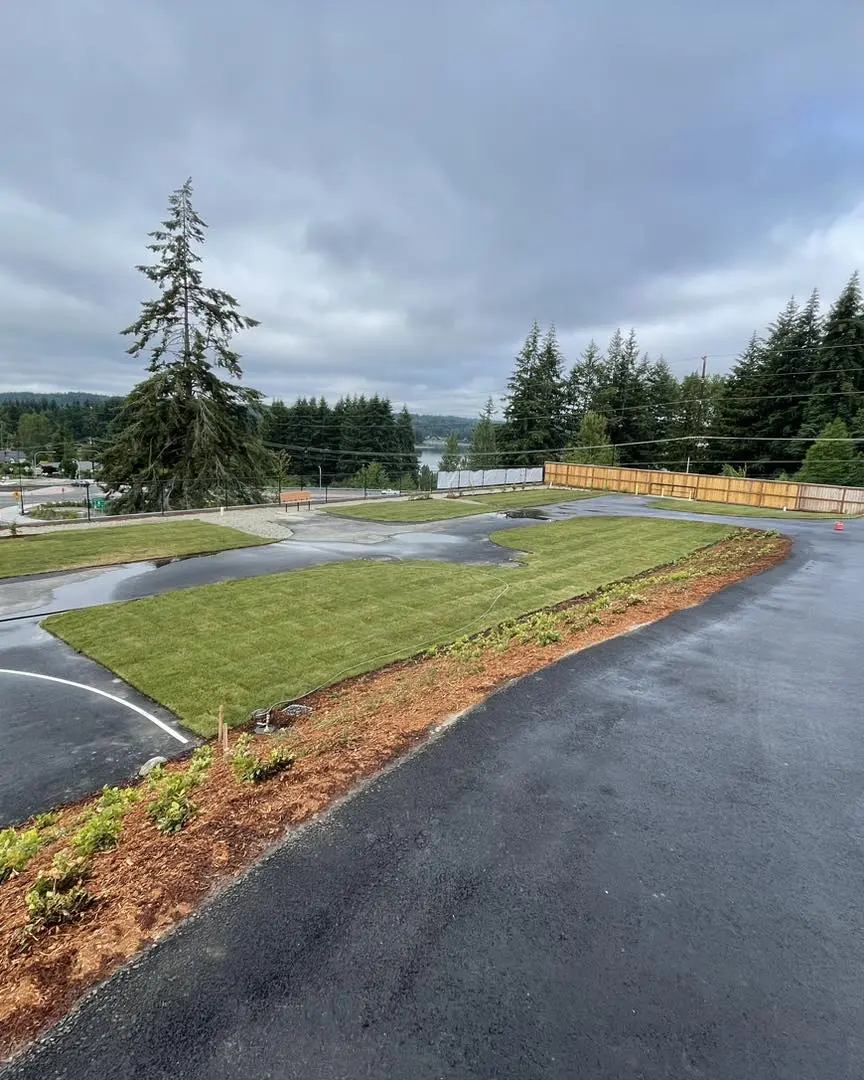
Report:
0,619,193,826
5,511,864,1077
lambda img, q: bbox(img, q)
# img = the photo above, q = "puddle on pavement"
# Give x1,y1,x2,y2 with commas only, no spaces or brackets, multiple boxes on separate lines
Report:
501,509,549,519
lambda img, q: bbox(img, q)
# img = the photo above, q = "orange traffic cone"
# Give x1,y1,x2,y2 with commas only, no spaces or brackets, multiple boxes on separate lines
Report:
834,521,845,532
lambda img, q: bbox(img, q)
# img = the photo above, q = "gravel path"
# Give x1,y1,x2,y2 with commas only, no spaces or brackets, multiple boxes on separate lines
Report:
6,505,324,541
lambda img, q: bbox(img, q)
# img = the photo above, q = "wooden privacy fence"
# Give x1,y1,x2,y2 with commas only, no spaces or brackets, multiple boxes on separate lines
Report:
544,462,864,515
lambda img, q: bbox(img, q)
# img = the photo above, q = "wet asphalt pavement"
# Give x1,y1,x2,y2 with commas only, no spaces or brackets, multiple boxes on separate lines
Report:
4,501,864,1078
0,504,580,822
0,619,193,826
0,509,549,621
0,503,571,825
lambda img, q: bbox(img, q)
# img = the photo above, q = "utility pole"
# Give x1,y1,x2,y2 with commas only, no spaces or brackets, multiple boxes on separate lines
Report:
17,450,24,513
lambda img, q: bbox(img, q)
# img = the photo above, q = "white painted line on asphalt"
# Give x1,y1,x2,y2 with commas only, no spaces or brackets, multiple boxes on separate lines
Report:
0,668,189,744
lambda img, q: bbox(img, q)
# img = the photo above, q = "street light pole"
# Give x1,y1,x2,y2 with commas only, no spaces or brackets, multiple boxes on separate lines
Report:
318,465,323,491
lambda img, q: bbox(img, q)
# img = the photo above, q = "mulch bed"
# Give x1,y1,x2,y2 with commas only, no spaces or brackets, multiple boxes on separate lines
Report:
0,530,790,1059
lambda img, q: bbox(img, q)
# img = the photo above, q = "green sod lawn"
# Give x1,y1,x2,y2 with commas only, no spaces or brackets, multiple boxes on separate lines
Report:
648,498,853,520
45,516,732,736
0,520,269,579
325,488,597,523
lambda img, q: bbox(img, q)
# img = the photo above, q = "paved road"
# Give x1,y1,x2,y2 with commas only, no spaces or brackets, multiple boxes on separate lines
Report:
0,620,194,827
4,511,864,1077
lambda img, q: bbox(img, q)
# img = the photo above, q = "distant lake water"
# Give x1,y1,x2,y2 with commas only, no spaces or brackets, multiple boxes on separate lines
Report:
416,443,469,471
417,446,442,470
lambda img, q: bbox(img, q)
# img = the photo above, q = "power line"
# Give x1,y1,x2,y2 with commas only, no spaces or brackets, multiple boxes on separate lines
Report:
260,431,864,465
253,379,864,434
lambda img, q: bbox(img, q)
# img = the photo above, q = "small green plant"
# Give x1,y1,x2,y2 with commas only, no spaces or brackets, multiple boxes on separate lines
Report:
231,733,295,784
146,746,213,834
71,786,138,858
147,774,198,833
516,612,562,645
25,852,91,929
0,828,45,883
187,744,214,776
33,812,59,830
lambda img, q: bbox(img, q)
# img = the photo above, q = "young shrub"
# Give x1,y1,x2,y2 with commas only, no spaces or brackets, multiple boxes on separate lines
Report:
146,746,213,834
231,733,295,785
71,786,138,857
516,612,562,645
147,774,198,834
187,744,214,777
0,828,45,884
25,852,91,929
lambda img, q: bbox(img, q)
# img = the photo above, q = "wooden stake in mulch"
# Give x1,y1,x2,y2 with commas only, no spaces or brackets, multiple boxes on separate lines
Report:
221,705,229,754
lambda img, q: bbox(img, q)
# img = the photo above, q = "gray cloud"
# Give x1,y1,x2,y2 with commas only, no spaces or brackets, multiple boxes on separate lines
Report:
2,0,864,413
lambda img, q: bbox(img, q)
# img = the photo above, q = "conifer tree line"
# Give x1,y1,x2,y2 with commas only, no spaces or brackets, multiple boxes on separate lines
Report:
0,397,122,476
260,396,420,488
493,275,864,486
6,179,864,504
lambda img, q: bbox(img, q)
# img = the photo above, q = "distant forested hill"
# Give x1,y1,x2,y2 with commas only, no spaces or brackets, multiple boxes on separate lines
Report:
0,391,115,405
411,414,476,441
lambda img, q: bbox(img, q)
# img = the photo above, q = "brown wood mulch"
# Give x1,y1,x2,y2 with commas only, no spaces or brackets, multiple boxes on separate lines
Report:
0,530,790,1059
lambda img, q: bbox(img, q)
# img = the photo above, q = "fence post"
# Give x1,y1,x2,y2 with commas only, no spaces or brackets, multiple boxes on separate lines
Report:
840,487,847,515
160,484,166,515
85,482,91,523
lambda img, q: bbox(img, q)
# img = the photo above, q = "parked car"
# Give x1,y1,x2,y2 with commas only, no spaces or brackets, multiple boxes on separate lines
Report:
380,488,401,496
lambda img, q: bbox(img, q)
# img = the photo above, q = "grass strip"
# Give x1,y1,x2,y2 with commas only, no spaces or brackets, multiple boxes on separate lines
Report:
46,517,731,735
648,498,858,520
0,520,269,579
323,488,597,522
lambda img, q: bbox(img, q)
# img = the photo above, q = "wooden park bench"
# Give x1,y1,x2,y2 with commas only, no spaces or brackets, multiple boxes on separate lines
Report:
279,490,313,511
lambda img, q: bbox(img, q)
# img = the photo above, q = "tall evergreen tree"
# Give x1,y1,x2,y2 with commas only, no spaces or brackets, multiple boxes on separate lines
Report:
803,273,864,432
758,294,822,472
467,397,499,469
670,370,725,472
640,358,681,465
500,322,567,466
717,333,769,475
102,179,266,511
564,340,610,432
605,329,654,462
438,432,463,471
564,411,614,465
395,406,420,482
796,418,863,487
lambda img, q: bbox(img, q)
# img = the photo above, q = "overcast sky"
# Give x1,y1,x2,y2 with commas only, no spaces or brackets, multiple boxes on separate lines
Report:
2,1,864,415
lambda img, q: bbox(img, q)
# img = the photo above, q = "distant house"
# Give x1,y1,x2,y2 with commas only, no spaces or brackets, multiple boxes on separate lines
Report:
0,450,26,464
36,461,61,476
